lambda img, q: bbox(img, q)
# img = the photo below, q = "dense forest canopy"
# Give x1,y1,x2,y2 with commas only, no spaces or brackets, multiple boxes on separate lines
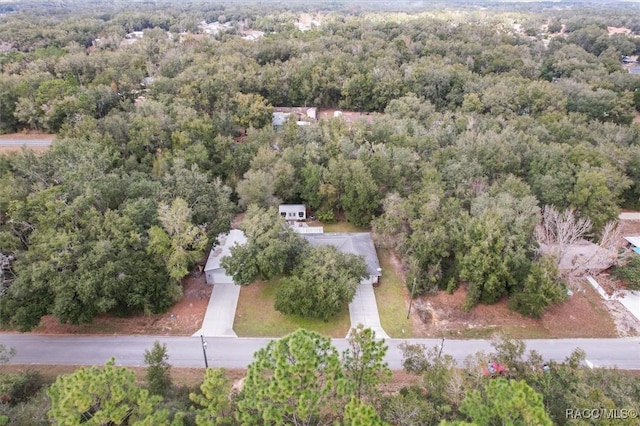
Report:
1,0,640,328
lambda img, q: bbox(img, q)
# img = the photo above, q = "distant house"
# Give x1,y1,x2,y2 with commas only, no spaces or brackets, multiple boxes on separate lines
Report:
272,107,318,129
539,240,616,272
624,236,640,255
203,229,247,285
301,232,382,285
279,204,306,221
272,112,291,129
242,30,265,41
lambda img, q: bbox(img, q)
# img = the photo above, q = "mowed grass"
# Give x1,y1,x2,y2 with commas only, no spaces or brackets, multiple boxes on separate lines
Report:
234,222,413,338
321,222,368,233
376,249,418,338
233,278,351,338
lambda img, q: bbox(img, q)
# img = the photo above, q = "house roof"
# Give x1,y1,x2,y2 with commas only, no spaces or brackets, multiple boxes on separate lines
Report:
279,204,306,213
272,112,291,126
539,241,616,271
204,229,247,272
624,236,640,247
301,233,381,276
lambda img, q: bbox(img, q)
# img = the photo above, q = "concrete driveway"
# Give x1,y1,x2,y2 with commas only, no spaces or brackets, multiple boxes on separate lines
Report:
348,283,389,339
193,284,241,337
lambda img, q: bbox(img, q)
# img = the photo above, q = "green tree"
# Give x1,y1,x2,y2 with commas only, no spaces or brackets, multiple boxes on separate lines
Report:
508,256,566,318
47,358,176,425
324,158,381,228
160,157,234,240
1,186,173,329
236,169,279,208
189,368,234,426
343,397,388,426
144,341,172,397
568,166,630,232
399,342,460,415
236,329,348,425
221,205,305,285
342,325,391,401
232,92,274,132
274,246,367,321
148,198,207,283
457,379,552,426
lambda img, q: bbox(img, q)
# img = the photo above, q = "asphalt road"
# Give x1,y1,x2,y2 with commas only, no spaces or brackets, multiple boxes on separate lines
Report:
2,335,639,370
0,138,53,147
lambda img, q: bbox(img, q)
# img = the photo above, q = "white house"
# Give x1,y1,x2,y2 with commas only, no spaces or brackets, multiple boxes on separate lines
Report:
279,204,306,221
204,229,247,285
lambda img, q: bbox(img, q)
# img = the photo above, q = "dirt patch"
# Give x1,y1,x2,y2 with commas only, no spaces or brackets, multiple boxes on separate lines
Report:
608,26,632,35
231,213,245,229
0,132,54,141
409,279,620,339
384,247,624,339
31,275,211,335
387,251,407,283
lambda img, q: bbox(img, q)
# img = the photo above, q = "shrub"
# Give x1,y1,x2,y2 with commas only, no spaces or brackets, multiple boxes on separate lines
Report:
0,370,45,406
611,256,640,290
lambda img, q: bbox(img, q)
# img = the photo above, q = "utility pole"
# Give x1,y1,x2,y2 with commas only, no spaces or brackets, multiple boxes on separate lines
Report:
200,335,209,369
406,277,417,319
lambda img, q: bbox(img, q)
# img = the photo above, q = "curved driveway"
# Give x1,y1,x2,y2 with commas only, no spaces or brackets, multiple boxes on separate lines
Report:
2,334,639,370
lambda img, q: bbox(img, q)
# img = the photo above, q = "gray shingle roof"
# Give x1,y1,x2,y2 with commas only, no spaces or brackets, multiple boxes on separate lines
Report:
301,232,381,276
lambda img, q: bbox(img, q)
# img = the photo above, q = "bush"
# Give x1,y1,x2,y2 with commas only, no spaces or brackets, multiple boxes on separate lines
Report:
508,257,565,318
316,209,335,223
611,256,640,290
274,246,367,321
0,370,45,406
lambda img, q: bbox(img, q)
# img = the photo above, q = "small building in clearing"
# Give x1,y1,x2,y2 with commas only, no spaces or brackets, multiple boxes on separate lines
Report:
279,204,306,221
204,229,247,285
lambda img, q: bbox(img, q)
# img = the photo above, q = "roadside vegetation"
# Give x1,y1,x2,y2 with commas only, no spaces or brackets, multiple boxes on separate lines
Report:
612,256,640,290
2,332,639,425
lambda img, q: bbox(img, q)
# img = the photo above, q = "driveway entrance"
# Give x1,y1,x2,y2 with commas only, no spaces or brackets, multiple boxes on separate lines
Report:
193,284,241,337
348,283,389,339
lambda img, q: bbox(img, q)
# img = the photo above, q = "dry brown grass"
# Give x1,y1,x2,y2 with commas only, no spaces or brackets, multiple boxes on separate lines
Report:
407,278,619,339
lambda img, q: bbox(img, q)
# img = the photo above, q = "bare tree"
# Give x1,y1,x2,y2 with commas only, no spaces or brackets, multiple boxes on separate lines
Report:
535,205,592,262
599,221,621,251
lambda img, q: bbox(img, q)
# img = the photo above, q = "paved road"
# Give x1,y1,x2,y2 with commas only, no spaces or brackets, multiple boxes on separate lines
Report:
0,138,53,147
2,335,639,370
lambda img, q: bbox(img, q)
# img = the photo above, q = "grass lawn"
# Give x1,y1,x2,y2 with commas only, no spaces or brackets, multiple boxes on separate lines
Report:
233,278,351,338
321,222,368,233
233,222,417,338
375,249,418,338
